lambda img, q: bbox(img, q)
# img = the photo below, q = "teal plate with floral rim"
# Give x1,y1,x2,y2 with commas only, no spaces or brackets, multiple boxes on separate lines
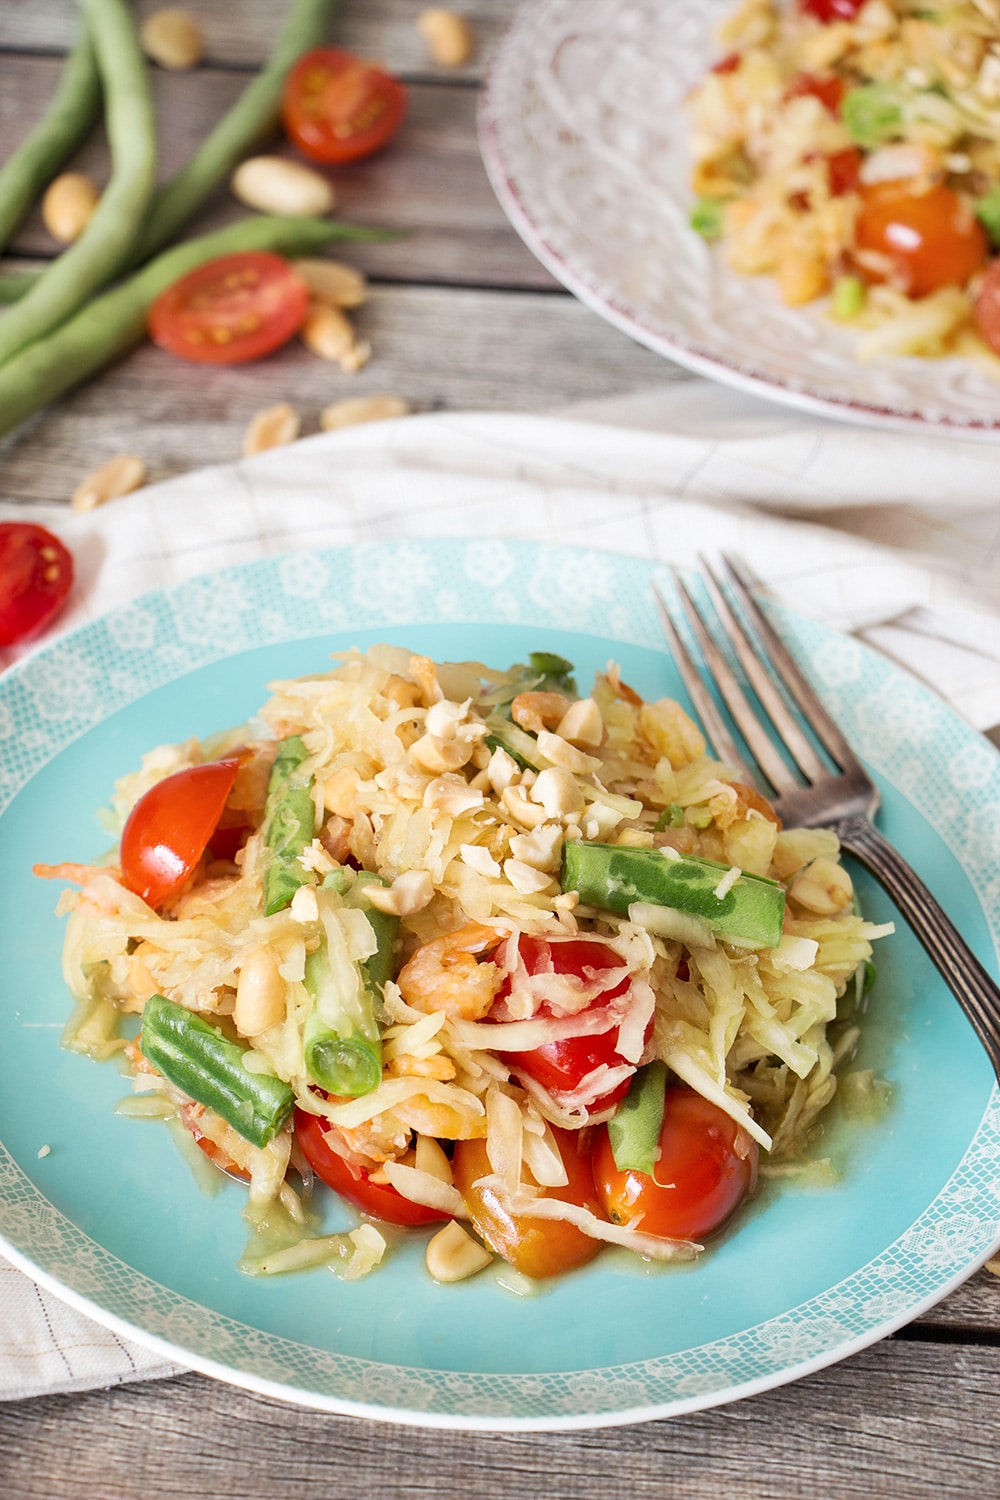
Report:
0,539,998,1431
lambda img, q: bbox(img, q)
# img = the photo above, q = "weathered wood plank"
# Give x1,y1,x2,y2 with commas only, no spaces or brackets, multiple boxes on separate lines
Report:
0,1338,997,1500
0,280,676,502
0,58,552,290
0,0,520,75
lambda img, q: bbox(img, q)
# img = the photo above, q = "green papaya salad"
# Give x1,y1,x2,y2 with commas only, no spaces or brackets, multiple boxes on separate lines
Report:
37,645,892,1284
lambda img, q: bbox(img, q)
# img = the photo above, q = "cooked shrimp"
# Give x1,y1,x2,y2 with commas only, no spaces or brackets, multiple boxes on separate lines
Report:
396,921,503,1020
511,691,572,734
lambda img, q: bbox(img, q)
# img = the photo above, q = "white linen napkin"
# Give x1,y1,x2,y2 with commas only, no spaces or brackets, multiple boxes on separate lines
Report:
2,384,999,1400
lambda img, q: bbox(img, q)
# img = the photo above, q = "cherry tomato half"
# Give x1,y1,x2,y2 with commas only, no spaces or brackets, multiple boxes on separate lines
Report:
148,252,309,365
453,1128,603,1279
786,73,845,115
495,935,642,1115
800,0,863,20
855,182,987,299
119,758,242,909
294,1107,449,1227
282,48,407,165
974,258,1000,356
0,523,74,647
592,1086,759,1242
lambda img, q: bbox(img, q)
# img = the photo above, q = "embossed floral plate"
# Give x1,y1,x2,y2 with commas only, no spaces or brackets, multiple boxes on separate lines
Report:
0,539,998,1430
479,0,1000,437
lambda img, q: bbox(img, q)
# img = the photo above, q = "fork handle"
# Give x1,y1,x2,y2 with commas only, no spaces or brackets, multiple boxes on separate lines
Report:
836,815,1000,1086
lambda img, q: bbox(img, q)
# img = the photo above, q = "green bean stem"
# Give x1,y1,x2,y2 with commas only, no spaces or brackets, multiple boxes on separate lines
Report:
134,0,337,263
0,0,156,368
0,29,101,255
0,215,389,440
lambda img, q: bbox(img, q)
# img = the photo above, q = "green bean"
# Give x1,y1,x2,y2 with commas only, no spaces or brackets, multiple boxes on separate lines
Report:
134,0,337,263
0,0,156,368
0,215,389,439
0,29,101,256
261,735,317,917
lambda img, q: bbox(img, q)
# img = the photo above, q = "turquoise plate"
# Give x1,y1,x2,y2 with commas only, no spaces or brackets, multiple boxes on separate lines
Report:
1,539,998,1430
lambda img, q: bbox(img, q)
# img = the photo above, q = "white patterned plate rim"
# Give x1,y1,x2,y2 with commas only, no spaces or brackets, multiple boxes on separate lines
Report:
479,0,1000,438
0,538,998,1430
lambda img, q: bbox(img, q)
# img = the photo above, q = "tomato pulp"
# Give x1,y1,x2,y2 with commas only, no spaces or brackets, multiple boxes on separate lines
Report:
800,0,864,20
282,48,407,164
294,1107,449,1227
119,758,242,909
494,934,644,1115
0,522,74,646
855,182,987,298
592,1085,759,1242
974,259,1000,355
148,252,310,365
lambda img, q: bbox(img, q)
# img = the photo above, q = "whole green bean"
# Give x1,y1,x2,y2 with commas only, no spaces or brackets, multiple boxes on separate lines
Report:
0,215,389,439
0,0,156,368
134,0,337,263
0,29,101,255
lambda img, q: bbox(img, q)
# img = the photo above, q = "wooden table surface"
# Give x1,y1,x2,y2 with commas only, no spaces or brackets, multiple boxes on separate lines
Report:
1,3,998,1495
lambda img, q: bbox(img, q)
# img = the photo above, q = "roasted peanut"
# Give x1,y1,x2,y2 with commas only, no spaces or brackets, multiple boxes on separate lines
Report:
234,947,286,1036
300,304,371,371
426,1221,492,1282
231,155,335,218
293,258,368,309
242,402,301,457
417,9,475,67
71,454,146,512
319,395,411,431
140,9,204,70
42,172,99,244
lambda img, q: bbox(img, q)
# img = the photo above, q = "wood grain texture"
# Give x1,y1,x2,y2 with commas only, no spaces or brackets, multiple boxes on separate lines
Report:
0,0,522,74
0,1339,998,1500
0,280,674,502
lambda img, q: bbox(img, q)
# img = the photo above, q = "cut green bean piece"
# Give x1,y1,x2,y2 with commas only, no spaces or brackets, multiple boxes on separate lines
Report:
303,886,385,1098
561,842,786,948
134,0,337,262
0,0,157,368
140,994,294,1149
0,29,101,256
261,735,316,916
0,214,385,442
609,1061,668,1175
841,84,902,148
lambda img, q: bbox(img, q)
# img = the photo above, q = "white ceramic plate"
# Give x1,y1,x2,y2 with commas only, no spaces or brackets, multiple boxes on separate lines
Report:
479,0,1000,437
1,539,999,1429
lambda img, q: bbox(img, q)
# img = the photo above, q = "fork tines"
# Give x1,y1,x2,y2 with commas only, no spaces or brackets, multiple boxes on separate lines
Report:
652,555,863,814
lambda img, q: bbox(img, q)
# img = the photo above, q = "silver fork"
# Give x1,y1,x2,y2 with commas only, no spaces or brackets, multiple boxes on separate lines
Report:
652,554,1000,1086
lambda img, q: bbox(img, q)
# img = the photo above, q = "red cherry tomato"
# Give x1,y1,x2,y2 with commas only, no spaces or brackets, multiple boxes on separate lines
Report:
711,52,741,75
800,0,863,20
282,48,407,165
974,258,1000,355
0,523,74,647
148,252,309,365
592,1085,759,1242
855,182,988,298
453,1127,603,1278
826,146,862,196
294,1107,449,1227
120,758,242,909
494,935,642,1115
786,73,845,115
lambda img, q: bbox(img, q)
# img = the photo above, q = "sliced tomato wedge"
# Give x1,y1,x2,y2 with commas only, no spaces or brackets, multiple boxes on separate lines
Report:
282,48,407,164
975,259,1000,355
0,523,74,647
148,252,309,365
294,1107,450,1227
119,757,242,909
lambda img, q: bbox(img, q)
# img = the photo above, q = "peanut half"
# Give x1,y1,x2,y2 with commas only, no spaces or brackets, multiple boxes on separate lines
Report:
71,454,146,512
140,9,204,70
231,156,335,218
42,172,100,244
417,9,475,67
319,395,411,431
300,304,371,372
242,402,301,457
293,258,368,310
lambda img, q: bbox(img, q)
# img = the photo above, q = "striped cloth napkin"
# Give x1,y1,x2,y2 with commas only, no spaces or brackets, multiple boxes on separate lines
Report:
2,383,999,1399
